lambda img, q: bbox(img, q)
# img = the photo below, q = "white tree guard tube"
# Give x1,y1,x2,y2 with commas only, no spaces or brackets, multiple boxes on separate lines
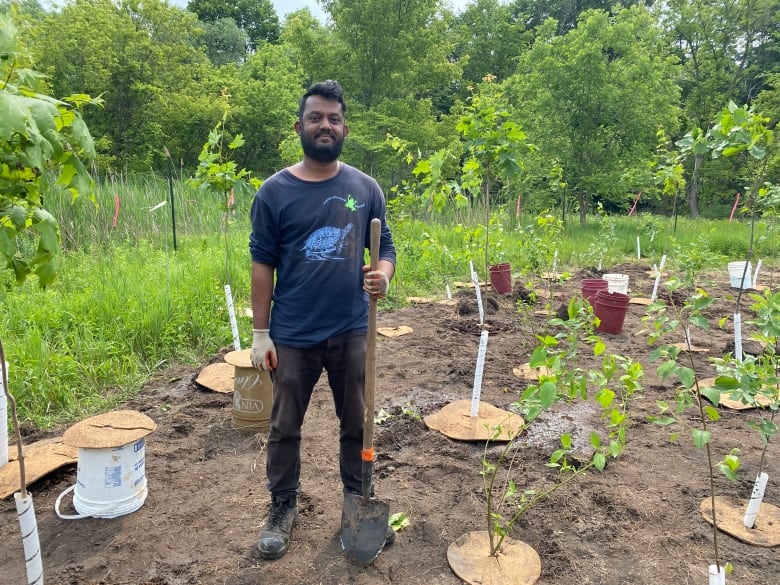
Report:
469,261,485,327
753,259,762,288
224,285,241,351
709,564,726,585
650,256,666,302
1,360,8,466
733,313,743,362
470,330,489,418
445,284,452,300
636,236,641,259
650,273,662,302
743,472,769,528
14,492,43,585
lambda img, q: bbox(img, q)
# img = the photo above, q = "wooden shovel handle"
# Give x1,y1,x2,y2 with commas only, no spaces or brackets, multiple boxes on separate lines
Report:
363,218,381,453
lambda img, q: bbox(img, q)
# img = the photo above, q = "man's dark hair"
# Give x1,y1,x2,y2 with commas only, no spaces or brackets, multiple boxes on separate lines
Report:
298,80,347,120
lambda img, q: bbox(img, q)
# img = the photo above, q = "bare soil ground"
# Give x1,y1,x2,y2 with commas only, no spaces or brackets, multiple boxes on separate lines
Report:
2,262,779,585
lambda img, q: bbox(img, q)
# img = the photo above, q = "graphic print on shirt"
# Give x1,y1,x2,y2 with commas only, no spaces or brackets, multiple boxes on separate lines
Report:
301,194,364,262
323,194,364,211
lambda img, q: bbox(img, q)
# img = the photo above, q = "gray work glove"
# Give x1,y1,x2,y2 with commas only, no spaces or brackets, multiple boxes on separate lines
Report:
362,266,390,299
251,329,277,371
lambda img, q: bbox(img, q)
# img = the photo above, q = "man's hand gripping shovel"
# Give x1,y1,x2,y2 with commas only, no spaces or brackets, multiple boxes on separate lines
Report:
340,218,391,566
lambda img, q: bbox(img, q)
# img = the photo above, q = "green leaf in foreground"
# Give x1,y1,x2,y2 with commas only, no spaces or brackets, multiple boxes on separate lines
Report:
389,512,410,531
700,386,721,407
691,428,711,449
717,453,740,480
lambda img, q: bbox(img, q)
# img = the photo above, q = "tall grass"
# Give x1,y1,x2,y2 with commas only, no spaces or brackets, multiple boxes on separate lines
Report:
1,235,252,427
2,176,252,428
1,177,775,430
389,211,772,290
47,172,252,251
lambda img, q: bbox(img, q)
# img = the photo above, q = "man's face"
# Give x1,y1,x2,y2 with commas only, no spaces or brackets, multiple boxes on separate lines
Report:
297,95,348,163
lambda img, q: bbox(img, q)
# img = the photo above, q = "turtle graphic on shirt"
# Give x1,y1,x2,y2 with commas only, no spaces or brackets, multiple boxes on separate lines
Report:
302,223,353,261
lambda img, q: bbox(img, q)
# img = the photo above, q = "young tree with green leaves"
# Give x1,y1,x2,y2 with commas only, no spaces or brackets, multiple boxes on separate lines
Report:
197,17,250,66
508,5,681,224
658,0,780,216
0,11,98,285
1,16,100,579
451,0,532,88
31,0,217,173
322,0,458,109
219,43,304,173
396,76,535,281
187,0,280,49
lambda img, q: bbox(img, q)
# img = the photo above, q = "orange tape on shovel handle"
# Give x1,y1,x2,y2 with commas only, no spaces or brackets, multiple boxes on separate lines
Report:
361,448,375,462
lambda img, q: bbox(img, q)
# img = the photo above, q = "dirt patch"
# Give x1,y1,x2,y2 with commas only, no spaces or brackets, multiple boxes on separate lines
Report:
2,263,779,584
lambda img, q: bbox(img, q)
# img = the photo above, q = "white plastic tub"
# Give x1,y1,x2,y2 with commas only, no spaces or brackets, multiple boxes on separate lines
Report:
728,261,753,289
603,273,629,294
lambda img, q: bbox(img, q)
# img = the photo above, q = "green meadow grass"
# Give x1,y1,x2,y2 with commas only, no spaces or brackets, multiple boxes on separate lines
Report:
0,178,775,429
1,237,251,427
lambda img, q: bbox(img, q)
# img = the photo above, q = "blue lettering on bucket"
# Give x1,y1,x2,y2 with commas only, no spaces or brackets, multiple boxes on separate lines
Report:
105,465,122,488
134,457,145,472
133,438,145,452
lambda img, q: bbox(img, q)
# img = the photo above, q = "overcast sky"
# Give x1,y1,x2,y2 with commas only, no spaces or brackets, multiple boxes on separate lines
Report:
167,1,472,23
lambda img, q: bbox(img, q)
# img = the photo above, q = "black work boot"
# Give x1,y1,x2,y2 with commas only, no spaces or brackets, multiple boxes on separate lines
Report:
257,495,298,560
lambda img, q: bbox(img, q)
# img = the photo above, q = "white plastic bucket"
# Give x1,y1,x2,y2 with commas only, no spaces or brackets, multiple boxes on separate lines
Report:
55,438,148,519
728,261,753,289
603,273,629,294
1,360,8,466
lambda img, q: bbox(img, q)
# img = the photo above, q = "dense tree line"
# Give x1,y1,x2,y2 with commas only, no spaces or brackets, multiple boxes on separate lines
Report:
4,0,780,218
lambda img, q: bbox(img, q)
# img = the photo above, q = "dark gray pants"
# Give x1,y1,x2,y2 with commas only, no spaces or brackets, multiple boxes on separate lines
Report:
266,330,367,499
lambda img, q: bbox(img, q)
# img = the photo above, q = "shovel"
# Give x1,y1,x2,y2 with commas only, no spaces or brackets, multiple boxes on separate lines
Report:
340,217,390,566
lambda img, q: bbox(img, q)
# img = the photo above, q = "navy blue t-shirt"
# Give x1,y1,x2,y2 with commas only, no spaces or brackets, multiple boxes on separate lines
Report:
249,163,396,347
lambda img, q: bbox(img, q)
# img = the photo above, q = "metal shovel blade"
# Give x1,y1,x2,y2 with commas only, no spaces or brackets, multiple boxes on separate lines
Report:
340,493,390,566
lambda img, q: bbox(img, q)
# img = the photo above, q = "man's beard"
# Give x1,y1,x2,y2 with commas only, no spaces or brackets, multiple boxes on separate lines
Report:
300,130,344,163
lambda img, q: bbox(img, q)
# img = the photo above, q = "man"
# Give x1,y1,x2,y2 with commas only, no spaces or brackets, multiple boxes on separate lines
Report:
248,80,396,560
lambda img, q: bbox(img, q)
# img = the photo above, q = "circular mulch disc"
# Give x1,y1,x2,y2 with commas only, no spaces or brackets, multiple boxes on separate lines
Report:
423,400,524,442
670,342,709,353
719,393,772,410
629,297,653,305
195,362,235,394
698,378,772,410
447,531,541,585
452,281,486,289
224,349,253,368
0,436,78,499
699,496,780,547
378,325,413,338
63,410,156,449
406,296,434,304
533,309,558,316
512,363,552,381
